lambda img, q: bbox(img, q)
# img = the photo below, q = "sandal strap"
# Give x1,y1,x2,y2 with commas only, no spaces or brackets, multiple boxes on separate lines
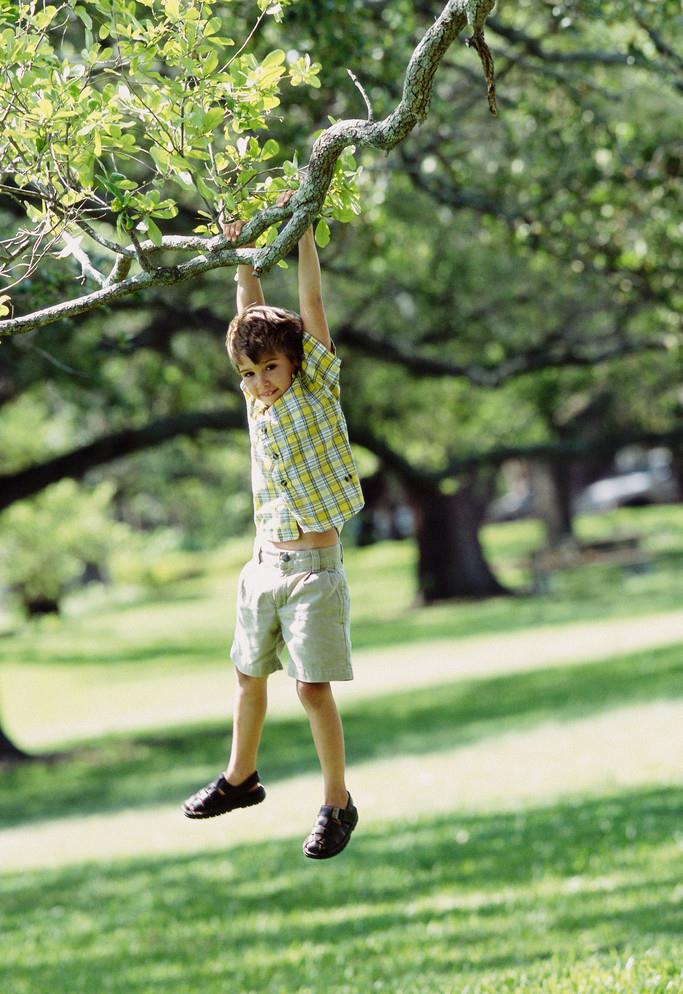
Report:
186,770,262,811
216,770,260,795
315,803,355,826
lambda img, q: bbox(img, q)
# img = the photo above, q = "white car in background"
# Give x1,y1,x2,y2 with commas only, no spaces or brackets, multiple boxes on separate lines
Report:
575,467,679,513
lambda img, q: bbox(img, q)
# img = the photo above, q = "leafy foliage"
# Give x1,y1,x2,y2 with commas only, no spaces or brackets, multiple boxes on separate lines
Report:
0,0,359,308
0,478,130,612
1,0,682,599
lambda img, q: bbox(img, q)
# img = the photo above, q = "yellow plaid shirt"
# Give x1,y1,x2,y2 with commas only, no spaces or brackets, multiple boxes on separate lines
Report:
242,332,365,541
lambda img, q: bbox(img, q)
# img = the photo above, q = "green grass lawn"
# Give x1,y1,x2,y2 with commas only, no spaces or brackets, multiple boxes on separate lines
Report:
3,506,683,737
5,505,683,662
4,503,683,755
2,505,683,993
1,784,681,994
2,640,683,830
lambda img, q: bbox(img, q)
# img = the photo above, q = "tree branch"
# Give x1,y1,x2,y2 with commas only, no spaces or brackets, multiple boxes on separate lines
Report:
0,408,245,512
488,16,683,95
436,427,683,480
352,417,683,487
0,0,497,339
335,323,668,388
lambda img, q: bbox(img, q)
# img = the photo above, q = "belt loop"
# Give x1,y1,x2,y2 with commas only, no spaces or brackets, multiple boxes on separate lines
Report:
339,542,344,564
311,549,321,572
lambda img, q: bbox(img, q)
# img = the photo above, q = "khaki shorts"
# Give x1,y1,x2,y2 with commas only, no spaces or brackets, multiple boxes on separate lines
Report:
231,544,353,682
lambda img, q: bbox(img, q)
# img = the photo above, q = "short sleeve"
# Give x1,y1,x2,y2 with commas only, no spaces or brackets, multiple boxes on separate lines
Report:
300,331,341,395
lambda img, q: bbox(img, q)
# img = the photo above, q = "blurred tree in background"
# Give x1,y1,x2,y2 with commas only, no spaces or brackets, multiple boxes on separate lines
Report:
1,0,682,610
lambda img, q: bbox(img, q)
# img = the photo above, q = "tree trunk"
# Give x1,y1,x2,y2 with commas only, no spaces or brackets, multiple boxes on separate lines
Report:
0,722,30,763
21,592,61,617
408,478,508,603
531,459,576,548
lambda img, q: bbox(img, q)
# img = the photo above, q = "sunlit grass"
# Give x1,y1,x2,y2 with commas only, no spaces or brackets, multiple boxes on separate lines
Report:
3,506,683,662
2,508,683,992
1,785,681,994
2,640,682,830
3,505,683,750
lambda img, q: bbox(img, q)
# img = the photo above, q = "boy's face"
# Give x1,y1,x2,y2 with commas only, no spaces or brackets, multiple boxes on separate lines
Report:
237,351,298,407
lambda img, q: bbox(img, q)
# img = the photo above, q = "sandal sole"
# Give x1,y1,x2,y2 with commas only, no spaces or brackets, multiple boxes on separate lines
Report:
183,786,266,820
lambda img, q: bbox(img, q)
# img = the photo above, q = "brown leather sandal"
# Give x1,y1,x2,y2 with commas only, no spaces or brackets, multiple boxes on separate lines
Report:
303,793,358,859
183,770,265,819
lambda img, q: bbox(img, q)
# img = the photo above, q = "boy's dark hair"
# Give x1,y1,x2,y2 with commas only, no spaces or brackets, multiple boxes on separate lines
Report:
226,304,304,370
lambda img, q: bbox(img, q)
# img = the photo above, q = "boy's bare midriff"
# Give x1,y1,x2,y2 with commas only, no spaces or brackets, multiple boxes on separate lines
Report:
261,525,340,552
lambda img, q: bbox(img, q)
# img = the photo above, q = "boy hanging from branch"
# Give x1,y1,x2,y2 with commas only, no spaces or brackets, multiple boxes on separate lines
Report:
183,192,364,859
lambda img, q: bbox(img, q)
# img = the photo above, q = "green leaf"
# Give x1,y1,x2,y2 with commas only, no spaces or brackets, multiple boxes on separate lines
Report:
204,17,222,37
195,174,214,201
314,218,330,248
151,200,178,220
149,146,171,172
34,5,58,30
164,0,180,18
74,5,93,29
261,138,279,160
116,212,129,241
203,107,225,131
200,50,219,75
145,217,163,246
334,207,357,223
35,96,54,119
262,49,286,69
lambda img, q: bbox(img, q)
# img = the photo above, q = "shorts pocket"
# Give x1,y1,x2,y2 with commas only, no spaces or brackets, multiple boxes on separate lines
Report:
318,567,350,625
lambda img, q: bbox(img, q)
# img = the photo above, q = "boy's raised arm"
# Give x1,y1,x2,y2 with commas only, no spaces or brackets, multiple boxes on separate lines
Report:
297,225,332,352
273,189,332,352
223,219,265,314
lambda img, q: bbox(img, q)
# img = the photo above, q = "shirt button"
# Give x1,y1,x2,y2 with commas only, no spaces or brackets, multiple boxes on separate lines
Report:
280,480,288,487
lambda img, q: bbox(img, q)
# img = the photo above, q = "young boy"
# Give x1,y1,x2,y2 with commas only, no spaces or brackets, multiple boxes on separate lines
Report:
182,203,364,859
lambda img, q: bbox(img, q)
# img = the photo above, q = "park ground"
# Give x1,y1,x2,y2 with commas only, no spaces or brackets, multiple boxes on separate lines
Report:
1,506,683,994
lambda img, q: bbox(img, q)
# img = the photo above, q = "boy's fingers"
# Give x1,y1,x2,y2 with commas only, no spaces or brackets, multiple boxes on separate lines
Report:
223,219,246,240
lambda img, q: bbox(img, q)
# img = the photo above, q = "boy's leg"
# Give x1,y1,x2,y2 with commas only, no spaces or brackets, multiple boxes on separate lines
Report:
296,680,348,807
226,669,268,784
297,680,358,859
182,669,267,819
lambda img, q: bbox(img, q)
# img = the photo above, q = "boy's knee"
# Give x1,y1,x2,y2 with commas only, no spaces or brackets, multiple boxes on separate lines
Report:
235,669,267,694
296,680,331,708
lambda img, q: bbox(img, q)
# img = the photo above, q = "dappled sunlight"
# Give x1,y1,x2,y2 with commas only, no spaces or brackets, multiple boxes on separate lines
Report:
2,684,683,870
1,786,681,994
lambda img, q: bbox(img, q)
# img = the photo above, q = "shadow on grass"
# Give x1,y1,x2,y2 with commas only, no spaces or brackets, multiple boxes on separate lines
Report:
1,785,682,994
2,642,683,829
0,640,226,667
